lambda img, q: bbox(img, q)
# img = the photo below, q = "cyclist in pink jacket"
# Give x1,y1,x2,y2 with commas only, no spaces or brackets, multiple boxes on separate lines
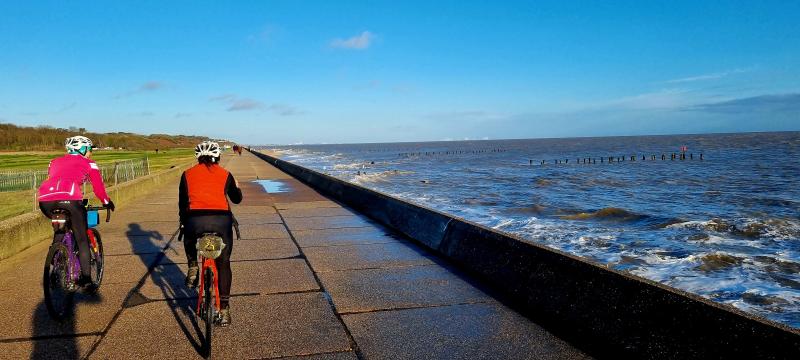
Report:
39,136,115,287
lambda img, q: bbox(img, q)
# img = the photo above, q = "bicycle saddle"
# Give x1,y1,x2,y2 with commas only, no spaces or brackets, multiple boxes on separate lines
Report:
196,233,225,259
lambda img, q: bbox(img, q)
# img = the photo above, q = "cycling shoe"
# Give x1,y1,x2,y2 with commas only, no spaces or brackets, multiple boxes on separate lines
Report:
185,265,199,288
218,305,231,327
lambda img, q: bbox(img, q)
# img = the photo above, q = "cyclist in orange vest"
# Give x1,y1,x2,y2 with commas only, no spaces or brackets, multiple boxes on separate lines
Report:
179,141,242,326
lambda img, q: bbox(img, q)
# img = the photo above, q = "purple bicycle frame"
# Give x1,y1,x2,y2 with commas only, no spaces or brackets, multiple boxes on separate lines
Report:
61,232,81,283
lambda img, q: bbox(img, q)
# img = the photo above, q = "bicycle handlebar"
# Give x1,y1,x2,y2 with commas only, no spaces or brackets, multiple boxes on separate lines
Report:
86,206,112,223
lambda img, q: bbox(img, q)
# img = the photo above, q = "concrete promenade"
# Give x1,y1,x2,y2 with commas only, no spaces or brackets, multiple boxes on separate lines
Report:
0,151,587,359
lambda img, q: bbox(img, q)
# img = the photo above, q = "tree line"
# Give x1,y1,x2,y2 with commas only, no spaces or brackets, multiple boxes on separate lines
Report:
0,123,209,151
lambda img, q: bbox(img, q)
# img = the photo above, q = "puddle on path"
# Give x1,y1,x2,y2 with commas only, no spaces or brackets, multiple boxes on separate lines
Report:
253,179,291,193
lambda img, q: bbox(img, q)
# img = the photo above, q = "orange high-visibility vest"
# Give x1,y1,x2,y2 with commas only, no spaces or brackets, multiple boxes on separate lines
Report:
184,164,230,211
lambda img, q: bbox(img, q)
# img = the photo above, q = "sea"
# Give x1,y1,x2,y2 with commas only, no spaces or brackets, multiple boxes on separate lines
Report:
264,132,800,328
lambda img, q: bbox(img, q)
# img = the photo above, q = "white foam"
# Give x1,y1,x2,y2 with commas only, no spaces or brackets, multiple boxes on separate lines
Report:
350,170,412,185
334,162,368,170
492,219,515,230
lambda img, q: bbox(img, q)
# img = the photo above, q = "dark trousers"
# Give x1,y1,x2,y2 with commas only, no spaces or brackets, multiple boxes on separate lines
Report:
40,200,91,278
184,214,234,306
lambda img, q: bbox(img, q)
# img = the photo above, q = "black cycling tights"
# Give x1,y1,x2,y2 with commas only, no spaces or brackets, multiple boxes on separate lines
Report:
184,214,234,307
40,200,92,279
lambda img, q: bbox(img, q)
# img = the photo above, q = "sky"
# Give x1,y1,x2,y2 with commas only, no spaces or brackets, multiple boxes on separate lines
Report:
0,0,798,144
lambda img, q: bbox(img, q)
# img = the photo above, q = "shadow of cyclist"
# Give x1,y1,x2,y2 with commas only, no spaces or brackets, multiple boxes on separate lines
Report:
126,222,206,356
125,223,163,245
31,280,105,358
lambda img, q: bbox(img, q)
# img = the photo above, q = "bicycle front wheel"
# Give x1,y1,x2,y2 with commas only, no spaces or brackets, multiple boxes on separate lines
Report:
43,243,74,320
87,228,104,293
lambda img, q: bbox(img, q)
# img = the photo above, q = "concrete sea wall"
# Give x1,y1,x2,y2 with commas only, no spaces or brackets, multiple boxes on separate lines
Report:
250,149,800,359
0,162,192,260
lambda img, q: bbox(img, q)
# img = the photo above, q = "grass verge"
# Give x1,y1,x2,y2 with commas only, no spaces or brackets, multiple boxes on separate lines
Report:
0,148,196,172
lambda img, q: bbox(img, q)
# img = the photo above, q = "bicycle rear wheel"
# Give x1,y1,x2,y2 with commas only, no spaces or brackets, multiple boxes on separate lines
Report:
43,243,74,320
86,228,104,293
202,267,215,358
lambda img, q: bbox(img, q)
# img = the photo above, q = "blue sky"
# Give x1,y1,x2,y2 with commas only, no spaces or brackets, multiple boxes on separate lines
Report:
1,1,798,144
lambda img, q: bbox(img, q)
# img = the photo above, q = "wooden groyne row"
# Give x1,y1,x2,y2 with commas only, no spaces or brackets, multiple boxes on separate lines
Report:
249,148,800,360
532,153,704,165
399,148,508,157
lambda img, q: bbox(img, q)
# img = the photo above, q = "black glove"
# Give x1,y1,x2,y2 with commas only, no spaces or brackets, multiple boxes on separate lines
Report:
106,200,115,211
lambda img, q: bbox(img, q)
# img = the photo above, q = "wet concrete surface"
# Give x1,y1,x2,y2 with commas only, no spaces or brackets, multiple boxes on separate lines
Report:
283,215,377,231
0,282,131,340
238,223,292,240
292,227,401,248
101,235,169,255
280,207,360,218
317,265,493,314
280,352,359,360
1,335,100,359
343,302,591,360
304,242,437,272
101,253,160,284
232,212,284,224
276,200,341,210
0,151,587,359
230,238,301,261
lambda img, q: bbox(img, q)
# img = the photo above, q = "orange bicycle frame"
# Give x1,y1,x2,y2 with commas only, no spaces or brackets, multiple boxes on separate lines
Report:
196,257,221,314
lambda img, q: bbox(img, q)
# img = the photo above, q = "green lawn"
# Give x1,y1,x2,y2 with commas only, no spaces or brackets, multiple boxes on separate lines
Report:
0,148,200,221
0,191,37,220
0,148,196,172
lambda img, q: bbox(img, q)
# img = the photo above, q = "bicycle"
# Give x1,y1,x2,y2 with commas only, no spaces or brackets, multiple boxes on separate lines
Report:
195,232,225,358
42,200,111,320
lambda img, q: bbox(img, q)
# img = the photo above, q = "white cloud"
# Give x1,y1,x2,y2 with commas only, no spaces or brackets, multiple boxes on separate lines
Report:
248,24,280,44
426,110,507,121
267,104,302,116
330,31,375,50
210,94,300,114
210,94,263,111
139,81,164,91
228,98,264,112
56,102,77,113
115,81,166,99
601,89,696,110
665,68,750,84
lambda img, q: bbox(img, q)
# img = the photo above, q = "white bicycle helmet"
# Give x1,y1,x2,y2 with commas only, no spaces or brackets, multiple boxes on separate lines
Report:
65,136,93,155
195,141,222,159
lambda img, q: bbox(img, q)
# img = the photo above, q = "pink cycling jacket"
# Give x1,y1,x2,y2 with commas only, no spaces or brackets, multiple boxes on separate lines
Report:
38,154,111,204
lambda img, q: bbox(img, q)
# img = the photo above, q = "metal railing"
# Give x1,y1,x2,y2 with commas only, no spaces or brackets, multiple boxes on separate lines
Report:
0,157,151,213
0,169,49,192
0,158,151,192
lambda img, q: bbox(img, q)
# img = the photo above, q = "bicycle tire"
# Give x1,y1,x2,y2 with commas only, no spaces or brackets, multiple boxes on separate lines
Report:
43,243,74,320
86,228,104,293
203,266,214,358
